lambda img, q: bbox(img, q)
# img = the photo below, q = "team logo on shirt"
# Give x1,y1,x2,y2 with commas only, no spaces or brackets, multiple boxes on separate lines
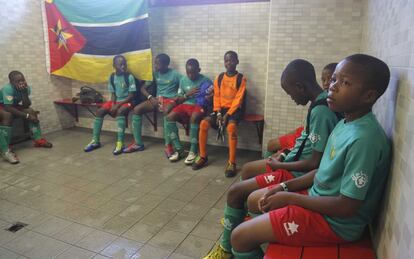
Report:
309,133,320,144
330,145,335,160
283,221,299,236
6,95,13,102
352,172,368,188
264,175,275,184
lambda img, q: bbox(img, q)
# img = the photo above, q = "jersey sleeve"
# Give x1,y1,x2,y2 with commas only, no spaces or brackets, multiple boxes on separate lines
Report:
2,86,15,105
340,138,378,200
128,75,137,92
308,105,338,152
228,75,247,115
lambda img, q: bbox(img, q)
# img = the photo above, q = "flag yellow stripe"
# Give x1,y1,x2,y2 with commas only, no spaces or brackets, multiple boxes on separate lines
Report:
52,50,153,83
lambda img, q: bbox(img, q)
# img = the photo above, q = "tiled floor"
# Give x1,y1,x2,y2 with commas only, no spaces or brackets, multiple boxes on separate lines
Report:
0,128,260,259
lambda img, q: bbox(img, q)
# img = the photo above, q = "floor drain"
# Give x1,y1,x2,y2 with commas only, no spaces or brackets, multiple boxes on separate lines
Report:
6,222,28,233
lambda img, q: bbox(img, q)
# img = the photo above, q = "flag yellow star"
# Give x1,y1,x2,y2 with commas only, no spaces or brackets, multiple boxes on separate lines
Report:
50,19,73,51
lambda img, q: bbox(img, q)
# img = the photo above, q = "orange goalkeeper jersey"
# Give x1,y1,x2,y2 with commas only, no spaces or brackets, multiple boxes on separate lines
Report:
213,72,246,115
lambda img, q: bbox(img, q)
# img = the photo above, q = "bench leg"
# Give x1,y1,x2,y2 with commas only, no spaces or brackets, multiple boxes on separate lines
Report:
255,120,264,145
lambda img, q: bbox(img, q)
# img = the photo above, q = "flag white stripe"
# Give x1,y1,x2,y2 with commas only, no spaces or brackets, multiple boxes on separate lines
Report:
71,13,148,27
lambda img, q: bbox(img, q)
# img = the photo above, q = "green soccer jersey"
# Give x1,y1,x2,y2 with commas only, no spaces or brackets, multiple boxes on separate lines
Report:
0,83,32,105
107,74,136,102
154,69,182,98
284,91,339,177
309,112,391,241
178,74,212,105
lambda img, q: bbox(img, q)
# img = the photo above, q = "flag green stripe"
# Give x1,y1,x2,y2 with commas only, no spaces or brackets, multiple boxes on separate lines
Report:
54,0,148,24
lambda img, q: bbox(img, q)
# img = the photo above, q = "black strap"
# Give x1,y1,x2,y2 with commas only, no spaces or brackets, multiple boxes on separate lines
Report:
293,98,328,161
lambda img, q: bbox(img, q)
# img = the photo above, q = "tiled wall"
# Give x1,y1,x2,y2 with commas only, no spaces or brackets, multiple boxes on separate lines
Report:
74,2,270,151
360,0,414,258
263,0,363,147
0,0,74,134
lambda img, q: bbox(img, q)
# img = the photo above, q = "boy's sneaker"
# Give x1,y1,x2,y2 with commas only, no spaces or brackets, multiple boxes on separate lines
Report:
84,141,101,152
224,161,237,178
33,138,53,148
169,149,185,162
164,144,174,158
192,156,208,170
123,142,145,153
184,151,197,165
1,150,19,164
203,244,232,259
113,141,124,155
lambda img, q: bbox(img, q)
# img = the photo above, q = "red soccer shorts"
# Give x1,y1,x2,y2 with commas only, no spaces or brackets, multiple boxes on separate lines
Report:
171,104,204,122
278,126,304,150
256,169,308,195
101,101,132,110
269,205,345,246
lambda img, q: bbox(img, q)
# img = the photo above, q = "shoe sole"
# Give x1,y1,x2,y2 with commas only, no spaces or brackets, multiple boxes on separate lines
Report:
123,147,145,153
84,146,101,152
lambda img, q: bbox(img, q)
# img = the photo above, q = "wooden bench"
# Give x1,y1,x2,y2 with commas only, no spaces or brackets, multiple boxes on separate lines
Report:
264,232,375,259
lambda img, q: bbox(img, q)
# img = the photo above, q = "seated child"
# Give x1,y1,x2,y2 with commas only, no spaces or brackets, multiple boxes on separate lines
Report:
203,59,340,259
229,54,391,259
165,58,213,164
263,62,337,158
0,71,52,163
192,51,247,177
321,62,338,90
84,55,136,155
123,53,182,156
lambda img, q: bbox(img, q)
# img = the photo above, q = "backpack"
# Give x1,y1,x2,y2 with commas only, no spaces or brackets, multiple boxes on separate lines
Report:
292,99,343,161
78,86,104,104
217,72,246,115
196,81,214,112
110,72,149,106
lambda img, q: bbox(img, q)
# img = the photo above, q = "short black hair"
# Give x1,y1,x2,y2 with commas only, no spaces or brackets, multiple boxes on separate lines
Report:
281,59,317,86
224,51,238,60
344,54,390,98
113,55,126,65
156,53,170,66
323,63,338,73
8,71,23,82
186,58,200,69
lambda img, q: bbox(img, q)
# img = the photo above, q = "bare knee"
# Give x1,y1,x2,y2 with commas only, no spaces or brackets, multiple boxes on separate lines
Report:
1,111,13,125
231,224,251,252
240,161,255,180
96,108,107,118
227,183,245,208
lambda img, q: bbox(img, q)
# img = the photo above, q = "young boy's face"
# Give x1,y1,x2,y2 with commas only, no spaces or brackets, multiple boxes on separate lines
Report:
114,57,127,75
186,64,200,81
327,60,369,113
224,53,238,73
321,69,334,90
281,77,308,106
11,73,27,89
154,58,168,73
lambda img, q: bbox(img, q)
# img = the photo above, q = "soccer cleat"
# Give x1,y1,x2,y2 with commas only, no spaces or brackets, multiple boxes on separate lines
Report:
192,156,208,170
224,161,237,178
1,150,19,164
184,151,197,165
33,138,52,148
203,244,233,259
84,141,101,152
169,149,185,162
123,142,145,153
164,144,174,158
113,141,124,155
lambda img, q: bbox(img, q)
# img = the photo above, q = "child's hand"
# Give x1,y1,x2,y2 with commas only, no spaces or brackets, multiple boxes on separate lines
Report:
260,192,290,213
149,97,158,107
266,156,282,170
27,112,39,124
186,87,200,97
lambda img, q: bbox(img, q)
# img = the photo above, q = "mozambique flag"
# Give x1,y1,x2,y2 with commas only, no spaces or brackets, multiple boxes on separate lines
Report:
42,0,152,83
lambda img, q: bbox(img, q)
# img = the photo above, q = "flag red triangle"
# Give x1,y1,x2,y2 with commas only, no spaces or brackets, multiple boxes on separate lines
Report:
45,2,86,72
